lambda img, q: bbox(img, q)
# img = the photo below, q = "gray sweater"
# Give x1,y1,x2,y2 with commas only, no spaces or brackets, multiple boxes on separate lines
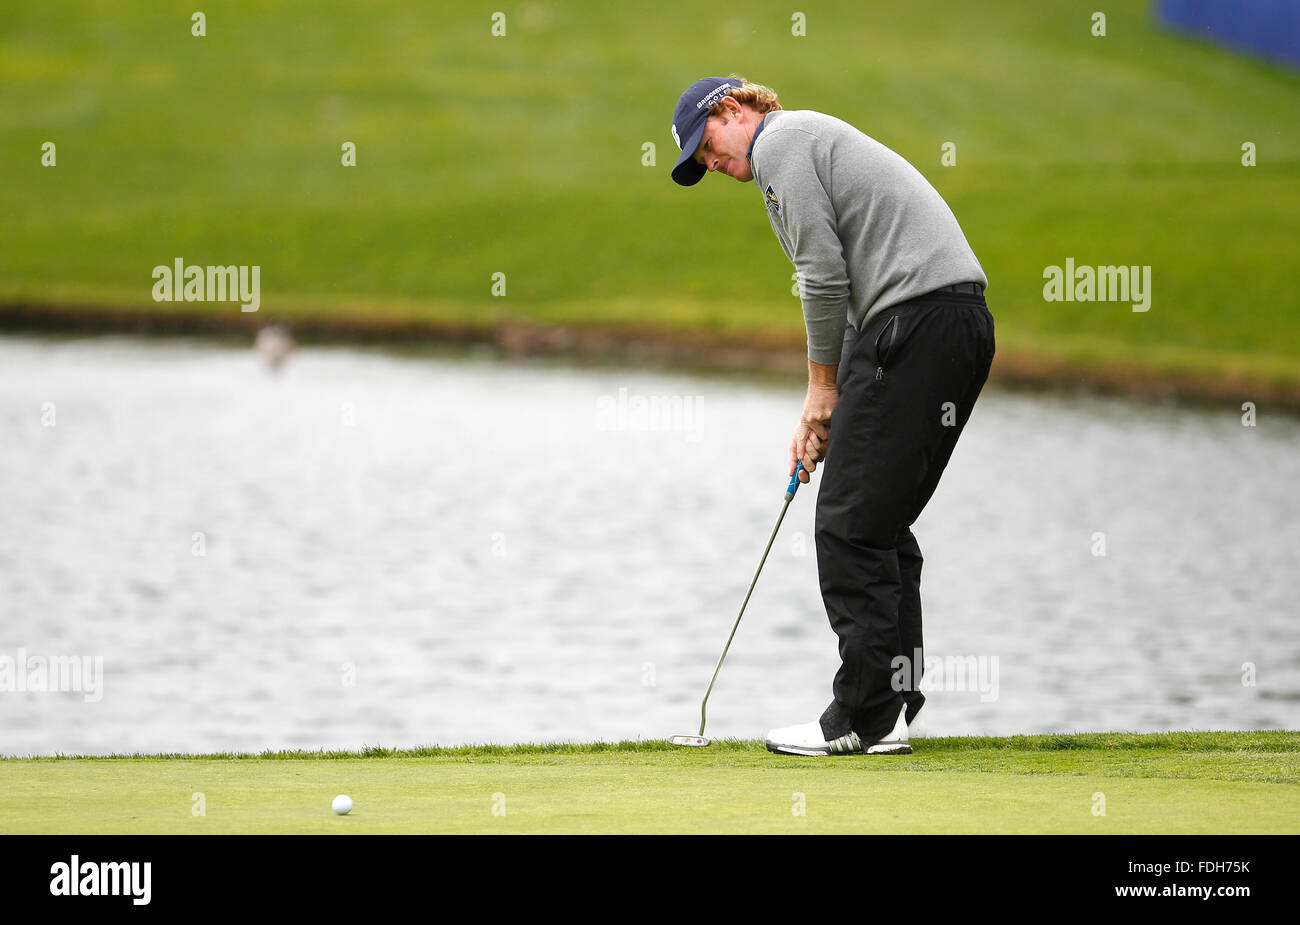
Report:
747,109,987,365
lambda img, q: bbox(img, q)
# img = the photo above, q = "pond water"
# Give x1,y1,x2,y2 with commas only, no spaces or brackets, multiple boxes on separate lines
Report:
1,334,1296,755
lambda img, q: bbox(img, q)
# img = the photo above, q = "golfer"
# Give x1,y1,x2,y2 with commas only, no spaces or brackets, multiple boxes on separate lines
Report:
670,76,995,756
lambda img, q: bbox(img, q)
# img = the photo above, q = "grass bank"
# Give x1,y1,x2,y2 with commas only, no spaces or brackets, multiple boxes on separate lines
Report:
2,1,1298,401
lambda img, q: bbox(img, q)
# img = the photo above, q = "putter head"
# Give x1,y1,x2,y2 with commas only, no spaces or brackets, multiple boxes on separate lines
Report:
669,734,710,747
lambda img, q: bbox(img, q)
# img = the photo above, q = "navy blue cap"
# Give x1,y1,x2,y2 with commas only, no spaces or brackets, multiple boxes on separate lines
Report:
670,77,745,186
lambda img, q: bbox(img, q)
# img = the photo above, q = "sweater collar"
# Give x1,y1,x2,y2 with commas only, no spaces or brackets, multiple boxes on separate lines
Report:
746,112,773,162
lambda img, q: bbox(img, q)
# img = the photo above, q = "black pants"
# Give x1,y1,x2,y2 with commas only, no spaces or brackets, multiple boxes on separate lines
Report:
815,287,995,743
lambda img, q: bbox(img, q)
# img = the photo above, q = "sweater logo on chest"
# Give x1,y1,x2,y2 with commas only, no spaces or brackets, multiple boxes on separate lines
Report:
764,184,781,215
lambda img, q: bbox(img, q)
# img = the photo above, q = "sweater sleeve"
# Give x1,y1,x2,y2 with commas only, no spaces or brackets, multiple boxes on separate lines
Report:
753,127,851,365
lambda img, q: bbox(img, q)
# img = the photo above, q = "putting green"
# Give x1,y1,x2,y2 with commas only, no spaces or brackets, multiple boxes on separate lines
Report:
2,732,1295,834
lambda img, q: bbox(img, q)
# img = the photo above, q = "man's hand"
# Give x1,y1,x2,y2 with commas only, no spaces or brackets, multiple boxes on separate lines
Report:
789,382,839,483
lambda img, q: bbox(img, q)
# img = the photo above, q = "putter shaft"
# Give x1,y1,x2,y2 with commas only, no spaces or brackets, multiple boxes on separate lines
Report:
696,463,804,737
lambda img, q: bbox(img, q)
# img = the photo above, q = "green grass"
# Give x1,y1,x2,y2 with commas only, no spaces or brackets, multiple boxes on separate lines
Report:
2,1,1299,386
2,732,1296,833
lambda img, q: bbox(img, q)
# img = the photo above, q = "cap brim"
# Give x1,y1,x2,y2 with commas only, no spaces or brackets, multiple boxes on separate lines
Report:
671,121,708,187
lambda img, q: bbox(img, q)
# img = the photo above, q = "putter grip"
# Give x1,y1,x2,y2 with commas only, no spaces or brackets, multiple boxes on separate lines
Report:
785,460,806,501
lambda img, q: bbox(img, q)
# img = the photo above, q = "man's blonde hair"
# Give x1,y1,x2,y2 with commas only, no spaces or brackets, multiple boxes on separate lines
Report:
709,76,781,116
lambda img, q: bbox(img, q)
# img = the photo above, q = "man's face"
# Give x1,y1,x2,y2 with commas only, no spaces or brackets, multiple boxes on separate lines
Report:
693,100,755,182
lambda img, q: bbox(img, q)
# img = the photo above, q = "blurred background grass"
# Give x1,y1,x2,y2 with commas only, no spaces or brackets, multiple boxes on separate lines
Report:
2,0,1297,382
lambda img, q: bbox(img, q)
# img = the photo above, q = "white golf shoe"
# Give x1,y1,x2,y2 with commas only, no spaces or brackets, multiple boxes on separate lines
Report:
907,706,928,739
766,704,911,756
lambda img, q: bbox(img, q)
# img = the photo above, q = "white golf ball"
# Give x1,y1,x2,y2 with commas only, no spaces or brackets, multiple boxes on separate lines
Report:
332,794,353,815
